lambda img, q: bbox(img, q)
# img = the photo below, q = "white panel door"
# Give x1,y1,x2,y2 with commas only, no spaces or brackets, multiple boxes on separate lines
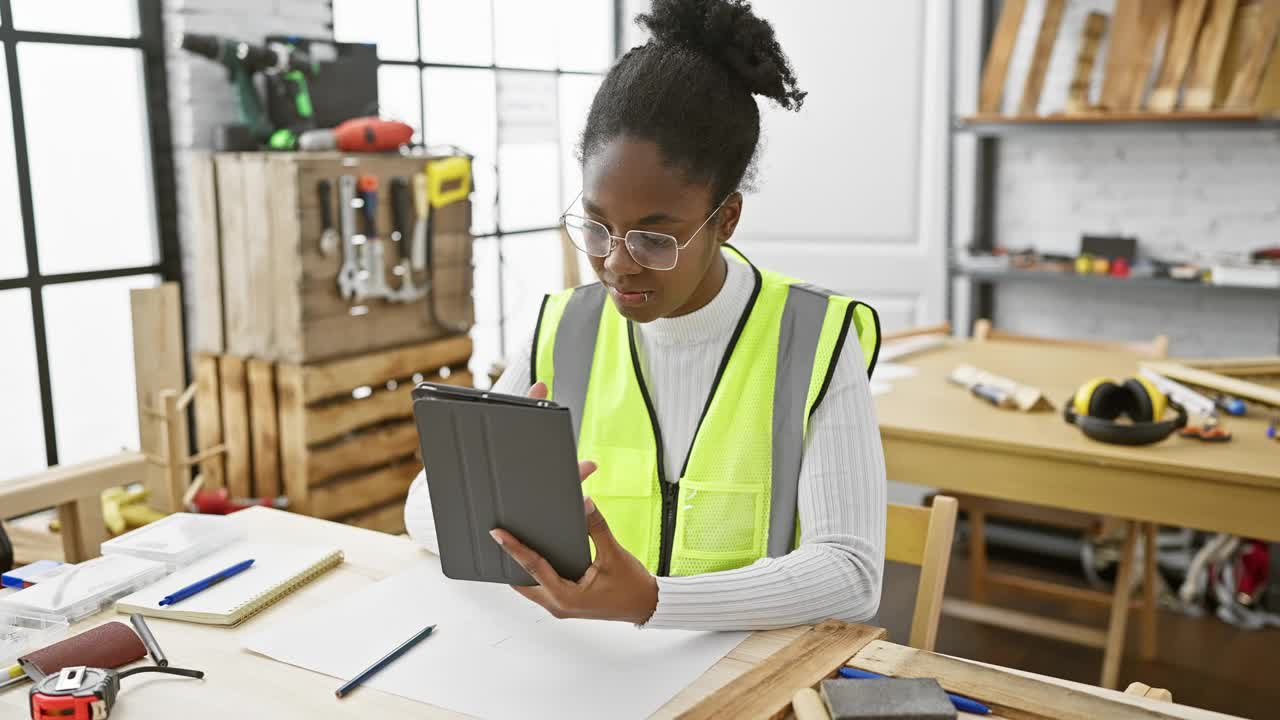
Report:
732,2,950,334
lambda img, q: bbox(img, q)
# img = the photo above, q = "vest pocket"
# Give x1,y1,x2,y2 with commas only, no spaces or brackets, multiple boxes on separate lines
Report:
580,446,658,569
674,480,766,565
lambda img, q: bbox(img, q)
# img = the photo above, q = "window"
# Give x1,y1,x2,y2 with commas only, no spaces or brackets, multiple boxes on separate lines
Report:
334,0,620,377
0,0,179,480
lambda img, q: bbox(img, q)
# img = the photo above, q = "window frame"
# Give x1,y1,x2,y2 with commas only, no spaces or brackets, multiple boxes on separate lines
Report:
370,0,624,356
0,0,182,468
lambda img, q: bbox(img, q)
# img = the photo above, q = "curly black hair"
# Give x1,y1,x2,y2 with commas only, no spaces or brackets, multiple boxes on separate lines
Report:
579,0,806,204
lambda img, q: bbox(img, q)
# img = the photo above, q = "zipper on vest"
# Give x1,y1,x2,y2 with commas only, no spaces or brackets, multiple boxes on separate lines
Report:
626,321,676,576
657,480,678,577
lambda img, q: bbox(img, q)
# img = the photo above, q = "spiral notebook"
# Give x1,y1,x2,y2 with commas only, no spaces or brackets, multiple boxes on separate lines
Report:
114,542,344,626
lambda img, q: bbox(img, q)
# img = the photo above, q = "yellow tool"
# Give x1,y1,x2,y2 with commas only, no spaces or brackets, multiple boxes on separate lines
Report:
425,155,472,208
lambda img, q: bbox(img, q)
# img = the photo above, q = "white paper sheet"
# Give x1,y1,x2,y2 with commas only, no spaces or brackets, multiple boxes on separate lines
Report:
243,559,748,719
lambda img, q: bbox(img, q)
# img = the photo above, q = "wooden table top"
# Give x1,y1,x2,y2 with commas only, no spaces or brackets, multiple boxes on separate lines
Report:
873,340,1279,491
0,508,1244,719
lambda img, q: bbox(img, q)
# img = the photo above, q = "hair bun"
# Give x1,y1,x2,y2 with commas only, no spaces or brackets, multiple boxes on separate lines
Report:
637,0,806,110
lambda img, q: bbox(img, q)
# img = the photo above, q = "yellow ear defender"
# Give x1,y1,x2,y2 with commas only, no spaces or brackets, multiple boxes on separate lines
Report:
1064,376,1186,445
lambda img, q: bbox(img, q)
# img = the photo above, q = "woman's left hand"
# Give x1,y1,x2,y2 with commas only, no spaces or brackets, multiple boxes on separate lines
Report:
489,477,659,625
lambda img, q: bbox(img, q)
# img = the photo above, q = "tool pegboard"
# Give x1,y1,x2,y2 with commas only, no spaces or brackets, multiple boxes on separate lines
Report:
192,152,474,363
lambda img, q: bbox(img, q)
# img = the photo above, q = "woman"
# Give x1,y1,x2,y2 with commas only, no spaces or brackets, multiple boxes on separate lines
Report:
405,0,886,630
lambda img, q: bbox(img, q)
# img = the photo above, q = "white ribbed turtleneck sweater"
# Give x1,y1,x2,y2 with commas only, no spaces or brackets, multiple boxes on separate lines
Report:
405,253,886,629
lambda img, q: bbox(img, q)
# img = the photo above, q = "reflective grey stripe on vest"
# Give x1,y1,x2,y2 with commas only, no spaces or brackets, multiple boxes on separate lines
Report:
767,283,833,557
552,284,606,440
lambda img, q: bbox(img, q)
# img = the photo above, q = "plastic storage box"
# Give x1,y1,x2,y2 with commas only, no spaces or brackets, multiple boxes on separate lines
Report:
0,554,168,624
100,512,247,571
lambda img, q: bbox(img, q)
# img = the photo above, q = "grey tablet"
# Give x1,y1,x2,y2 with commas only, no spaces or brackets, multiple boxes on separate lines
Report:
411,382,591,586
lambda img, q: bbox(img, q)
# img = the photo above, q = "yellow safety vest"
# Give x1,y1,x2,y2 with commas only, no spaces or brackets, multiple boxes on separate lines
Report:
532,246,879,576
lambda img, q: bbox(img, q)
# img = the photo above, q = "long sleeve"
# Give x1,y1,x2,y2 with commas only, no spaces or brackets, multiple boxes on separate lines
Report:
642,336,887,630
403,330,534,552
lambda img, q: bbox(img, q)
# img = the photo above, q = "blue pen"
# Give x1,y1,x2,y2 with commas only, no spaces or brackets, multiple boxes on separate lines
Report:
158,559,255,606
839,667,991,715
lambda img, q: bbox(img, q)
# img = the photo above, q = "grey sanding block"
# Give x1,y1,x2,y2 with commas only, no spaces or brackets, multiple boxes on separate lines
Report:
819,678,957,720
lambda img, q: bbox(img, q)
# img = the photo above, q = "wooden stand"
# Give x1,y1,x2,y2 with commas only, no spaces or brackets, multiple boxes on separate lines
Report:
195,335,473,533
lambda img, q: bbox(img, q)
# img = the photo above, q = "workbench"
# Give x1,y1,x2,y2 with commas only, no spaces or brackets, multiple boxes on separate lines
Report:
0,508,1243,719
874,339,1280,688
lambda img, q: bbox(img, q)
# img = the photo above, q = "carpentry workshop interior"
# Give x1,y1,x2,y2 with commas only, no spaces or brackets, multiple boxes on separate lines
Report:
1,1,1278,718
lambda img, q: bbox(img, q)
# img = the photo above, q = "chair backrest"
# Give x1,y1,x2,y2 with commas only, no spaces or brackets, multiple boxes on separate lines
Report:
972,318,1169,359
886,496,958,651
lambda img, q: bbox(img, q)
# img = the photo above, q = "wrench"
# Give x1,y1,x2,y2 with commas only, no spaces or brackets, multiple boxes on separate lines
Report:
358,176,393,300
335,175,362,300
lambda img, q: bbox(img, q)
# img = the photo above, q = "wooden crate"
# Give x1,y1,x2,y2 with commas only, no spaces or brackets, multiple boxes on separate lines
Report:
192,151,474,363
194,334,473,533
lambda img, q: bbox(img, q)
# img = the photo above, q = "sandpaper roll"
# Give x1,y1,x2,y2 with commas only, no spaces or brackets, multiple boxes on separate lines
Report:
19,621,146,676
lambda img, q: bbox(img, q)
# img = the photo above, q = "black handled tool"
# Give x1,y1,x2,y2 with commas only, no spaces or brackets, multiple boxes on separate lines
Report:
317,179,337,256
389,177,412,266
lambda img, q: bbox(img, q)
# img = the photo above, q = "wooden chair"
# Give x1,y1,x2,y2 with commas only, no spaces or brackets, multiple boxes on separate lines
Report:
886,495,958,651
954,319,1170,688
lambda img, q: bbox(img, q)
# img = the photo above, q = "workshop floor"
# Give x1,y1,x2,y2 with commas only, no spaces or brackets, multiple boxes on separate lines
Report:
879,548,1278,719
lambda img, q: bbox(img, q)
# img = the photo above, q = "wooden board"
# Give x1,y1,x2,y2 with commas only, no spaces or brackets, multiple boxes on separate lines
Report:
247,359,281,499
1018,0,1068,115
678,621,887,720
849,640,1181,720
129,283,186,512
307,458,422,519
1256,27,1280,106
193,354,225,490
1128,0,1179,110
189,151,224,353
298,334,472,402
1224,0,1280,107
1141,360,1280,407
1102,0,1148,109
219,355,252,498
1184,0,1240,109
979,0,1028,113
306,369,471,444
1150,0,1212,111
306,421,419,486
215,156,253,357
340,501,408,535
242,154,274,357
1066,12,1109,113
275,363,310,515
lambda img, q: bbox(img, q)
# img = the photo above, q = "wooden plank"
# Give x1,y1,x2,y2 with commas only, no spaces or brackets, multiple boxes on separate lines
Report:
678,621,887,720
790,688,829,720
1102,0,1148,109
247,359,282,499
1102,523,1138,689
309,459,421,519
305,369,472,445
988,572,1144,608
1257,27,1280,106
1017,0,1067,115
1129,0,1178,110
58,499,106,563
241,154,274,357
1141,360,1280,407
1215,1,1264,104
978,0,1028,113
942,598,1109,649
298,334,473,402
1184,0,1240,109
1224,0,1280,107
849,640,1183,720
267,156,304,363
0,453,147,518
219,355,253,498
189,151,224,353
340,500,408,535
160,390,189,514
215,155,254,357
1066,12,1109,113
129,283,186,513
194,354,225,490
276,363,312,515
306,421,420,486
1150,0,1212,111
908,495,956,652
1141,523,1159,661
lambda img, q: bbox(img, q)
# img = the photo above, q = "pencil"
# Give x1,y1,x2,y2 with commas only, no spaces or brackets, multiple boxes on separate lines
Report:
335,624,436,699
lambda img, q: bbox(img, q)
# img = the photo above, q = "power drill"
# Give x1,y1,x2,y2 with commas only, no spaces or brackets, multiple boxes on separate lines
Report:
179,33,317,151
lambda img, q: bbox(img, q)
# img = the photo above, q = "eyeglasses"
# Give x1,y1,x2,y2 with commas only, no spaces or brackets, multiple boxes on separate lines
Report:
559,190,727,272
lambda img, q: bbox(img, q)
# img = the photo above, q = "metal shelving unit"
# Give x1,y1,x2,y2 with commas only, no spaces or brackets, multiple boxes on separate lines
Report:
955,112,1280,136
953,266,1280,297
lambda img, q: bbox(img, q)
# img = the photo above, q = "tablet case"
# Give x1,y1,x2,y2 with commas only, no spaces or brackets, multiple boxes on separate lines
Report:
412,383,591,586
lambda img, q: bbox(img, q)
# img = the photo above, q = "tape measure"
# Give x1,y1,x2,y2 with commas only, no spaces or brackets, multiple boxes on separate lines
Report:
29,664,203,719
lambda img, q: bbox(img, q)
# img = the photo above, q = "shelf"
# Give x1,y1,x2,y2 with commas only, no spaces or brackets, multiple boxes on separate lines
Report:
955,111,1280,135
953,266,1280,297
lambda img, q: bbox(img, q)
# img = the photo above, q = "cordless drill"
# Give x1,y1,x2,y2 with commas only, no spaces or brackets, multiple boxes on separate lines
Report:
179,33,317,150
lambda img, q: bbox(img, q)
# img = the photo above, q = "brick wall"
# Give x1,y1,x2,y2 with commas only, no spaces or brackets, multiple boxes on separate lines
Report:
163,0,333,348
983,0,1280,356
